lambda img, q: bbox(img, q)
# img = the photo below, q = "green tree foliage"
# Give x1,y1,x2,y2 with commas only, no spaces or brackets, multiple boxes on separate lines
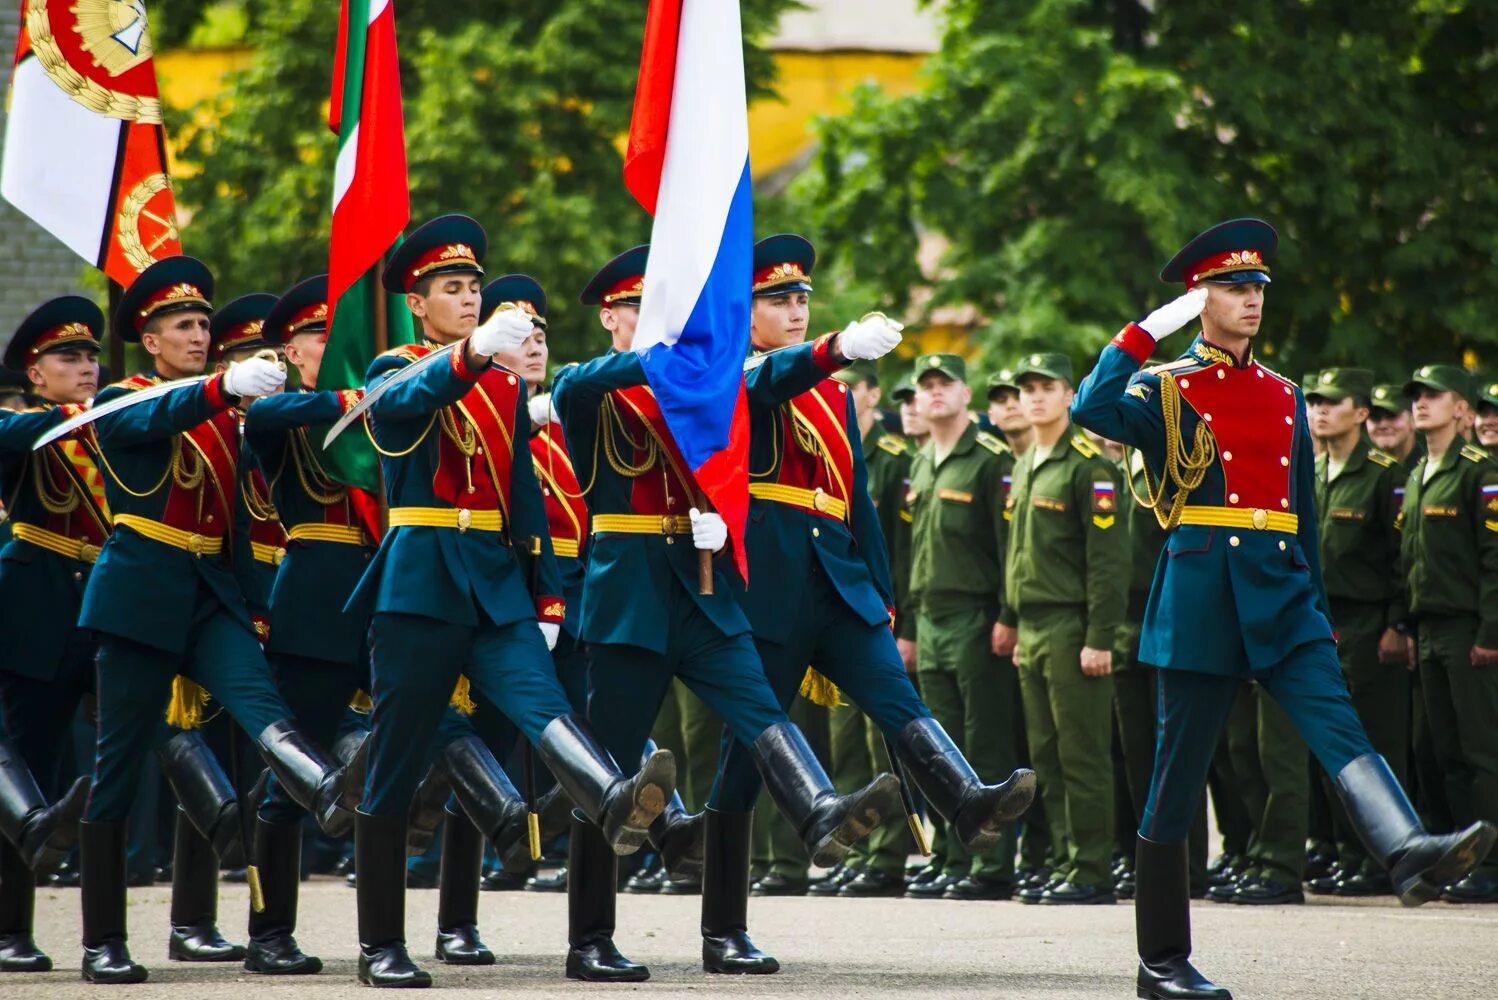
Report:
794,0,1497,382
172,0,792,361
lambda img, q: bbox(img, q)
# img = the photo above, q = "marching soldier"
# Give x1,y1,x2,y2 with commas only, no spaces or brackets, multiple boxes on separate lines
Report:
1304,368,1409,897
550,244,903,982
0,297,104,971
1400,364,1498,903
1073,218,1492,998
1368,384,1422,474
905,353,1030,901
1000,352,1128,905
76,257,357,984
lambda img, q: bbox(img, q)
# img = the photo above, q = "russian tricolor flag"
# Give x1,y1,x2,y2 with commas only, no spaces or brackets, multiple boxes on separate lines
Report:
623,0,753,575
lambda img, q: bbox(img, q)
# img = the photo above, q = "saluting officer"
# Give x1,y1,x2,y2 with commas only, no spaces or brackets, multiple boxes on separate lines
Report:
1073,218,1493,999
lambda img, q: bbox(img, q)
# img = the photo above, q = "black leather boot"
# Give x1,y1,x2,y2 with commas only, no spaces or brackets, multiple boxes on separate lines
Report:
157,731,246,867
167,809,246,962
244,818,321,974
893,718,1037,852
435,808,494,965
538,715,674,856
701,809,779,974
256,720,354,839
0,739,88,877
1334,753,1497,906
649,792,704,880
80,821,149,983
565,816,648,982
0,838,49,971
331,729,370,814
405,764,451,858
750,723,901,868
442,736,529,861
500,782,573,873
356,811,431,987
1135,836,1230,1000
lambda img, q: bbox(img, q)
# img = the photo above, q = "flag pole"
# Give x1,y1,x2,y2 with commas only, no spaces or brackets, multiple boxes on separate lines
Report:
373,252,390,534
106,279,124,381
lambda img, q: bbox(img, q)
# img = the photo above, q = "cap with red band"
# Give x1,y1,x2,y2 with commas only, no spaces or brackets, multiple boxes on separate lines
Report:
1159,218,1277,288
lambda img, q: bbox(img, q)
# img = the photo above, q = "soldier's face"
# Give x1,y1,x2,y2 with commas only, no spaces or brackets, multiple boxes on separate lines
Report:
142,310,212,378
899,396,928,437
28,347,99,404
1310,396,1367,441
750,292,810,350
1367,408,1412,451
285,332,326,388
917,372,970,421
987,388,1027,434
847,379,880,419
1200,282,1265,340
493,325,549,390
1410,387,1465,432
1018,375,1074,427
1476,407,1498,447
408,275,481,344
600,305,639,353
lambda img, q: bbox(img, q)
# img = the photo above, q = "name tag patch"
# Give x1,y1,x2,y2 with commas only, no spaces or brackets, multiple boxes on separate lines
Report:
938,489,973,504
1422,505,1459,518
1033,496,1067,513
1329,508,1366,522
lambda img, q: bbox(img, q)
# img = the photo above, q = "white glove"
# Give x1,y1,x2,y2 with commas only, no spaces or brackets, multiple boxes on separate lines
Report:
223,356,286,398
538,621,560,651
1138,287,1208,341
469,308,534,357
837,314,904,361
528,392,556,427
689,508,727,552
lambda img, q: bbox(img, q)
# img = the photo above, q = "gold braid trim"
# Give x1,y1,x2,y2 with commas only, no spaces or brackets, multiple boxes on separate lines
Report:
599,395,658,478
799,668,843,708
289,429,348,506
33,455,81,515
1126,371,1216,531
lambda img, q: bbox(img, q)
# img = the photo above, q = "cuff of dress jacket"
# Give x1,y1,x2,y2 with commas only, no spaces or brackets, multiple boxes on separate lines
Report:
997,605,1018,629
451,343,487,382
203,373,232,411
1111,324,1156,365
813,332,846,373
1085,624,1116,651
536,596,566,625
336,388,364,414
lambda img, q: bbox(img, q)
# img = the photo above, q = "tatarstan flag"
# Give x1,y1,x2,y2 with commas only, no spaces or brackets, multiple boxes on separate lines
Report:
321,0,413,491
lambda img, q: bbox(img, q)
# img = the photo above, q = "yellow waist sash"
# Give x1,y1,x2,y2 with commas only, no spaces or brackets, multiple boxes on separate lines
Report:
11,522,101,564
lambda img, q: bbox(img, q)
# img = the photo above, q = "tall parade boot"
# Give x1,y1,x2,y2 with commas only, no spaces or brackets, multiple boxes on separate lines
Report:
701,809,779,975
356,811,431,987
442,736,529,860
405,764,451,857
499,781,573,874
167,809,246,961
894,718,1037,852
1135,836,1231,1000
157,731,246,867
434,808,494,965
0,739,89,876
1334,753,1497,906
750,723,901,868
80,821,149,983
332,729,371,813
565,816,648,982
256,720,356,839
244,818,321,974
537,715,674,855
649,792,704,880
0,839,50,971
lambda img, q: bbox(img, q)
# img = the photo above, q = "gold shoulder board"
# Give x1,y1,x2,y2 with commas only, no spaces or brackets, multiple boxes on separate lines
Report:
1255,362,1296,389
1069,434,1101,459
1367,449,1397,469
1144,358,1198,376
975,431,1008,456
1460,444,1491,464
878,435,906,456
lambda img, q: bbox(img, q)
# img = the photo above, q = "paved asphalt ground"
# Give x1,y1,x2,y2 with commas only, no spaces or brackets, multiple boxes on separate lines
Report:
12,877,1498,998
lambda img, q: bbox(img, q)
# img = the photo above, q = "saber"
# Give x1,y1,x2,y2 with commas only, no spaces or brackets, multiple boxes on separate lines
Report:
882,734,932,857
31,375,212,450
524,534,544,862
321,342,459,449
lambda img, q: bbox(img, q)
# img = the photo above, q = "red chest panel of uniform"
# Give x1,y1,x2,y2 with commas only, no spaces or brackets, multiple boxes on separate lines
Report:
1176,361,1297,512
531,425,588,555
432,365,520,516
158,409,239,538
612,386,696,516
768,379,856,516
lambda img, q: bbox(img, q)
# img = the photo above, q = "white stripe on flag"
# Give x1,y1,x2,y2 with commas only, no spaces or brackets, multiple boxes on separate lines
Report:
332,123,360,210
369,0,390,24
633,0,750,354
1,59,120,266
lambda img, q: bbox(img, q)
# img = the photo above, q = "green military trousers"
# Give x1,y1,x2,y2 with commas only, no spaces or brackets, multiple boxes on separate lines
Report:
1225,682,1308,885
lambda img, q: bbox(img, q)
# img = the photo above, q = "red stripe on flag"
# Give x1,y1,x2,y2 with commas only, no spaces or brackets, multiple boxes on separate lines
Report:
622,0,683,216
692,386,750,578
329,0,351,135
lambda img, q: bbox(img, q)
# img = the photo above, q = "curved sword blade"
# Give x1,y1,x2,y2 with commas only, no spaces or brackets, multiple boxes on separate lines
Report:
31,375,212,451
321,342,459,449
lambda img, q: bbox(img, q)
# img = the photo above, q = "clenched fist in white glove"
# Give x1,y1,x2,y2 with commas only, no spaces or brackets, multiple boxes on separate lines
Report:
538,621,560,651
223,356,287,399
689,508,727,553
837,314,904,361
528,392,556,428
1138,287,1208,342
469,308,535,358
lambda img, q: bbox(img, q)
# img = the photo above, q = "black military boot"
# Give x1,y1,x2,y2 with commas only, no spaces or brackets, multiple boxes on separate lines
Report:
750,723,901,868
649,792,704,881
167,809,246,962
1135,836,1231,1000
442,737,529,861
256,720,354,839
80,821,149,984
894,718,1036,852
0,739,88,877
355,811,431,987
500,782,573,873
0,839,50,971
157,731,246,867
435,808,494,965
701,809,779,974
405,764,451,858
537,715,674,856
244,818,322,974
1334,753,1497,906
565,816,648,982
331,729,370,813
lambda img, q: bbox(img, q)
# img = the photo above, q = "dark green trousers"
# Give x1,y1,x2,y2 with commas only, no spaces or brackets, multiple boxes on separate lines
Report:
1225,682,1308,885
830,702,912,876
650,680,720,813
